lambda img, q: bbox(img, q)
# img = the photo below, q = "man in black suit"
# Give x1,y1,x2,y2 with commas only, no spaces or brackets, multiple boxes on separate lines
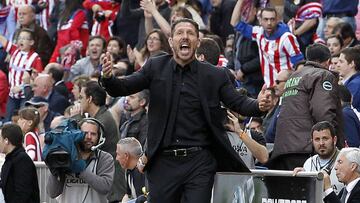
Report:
45,63,70,100
323,147,360,203
100,18,272,203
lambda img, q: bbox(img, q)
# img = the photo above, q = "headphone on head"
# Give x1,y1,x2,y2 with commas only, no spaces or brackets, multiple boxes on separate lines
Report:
80,117,106,151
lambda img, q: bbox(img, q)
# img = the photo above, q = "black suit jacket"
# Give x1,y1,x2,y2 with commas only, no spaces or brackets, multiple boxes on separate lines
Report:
324,181,360,203
48,89,70,115
1,147,40,203
100,55,263,172
54,81,70,100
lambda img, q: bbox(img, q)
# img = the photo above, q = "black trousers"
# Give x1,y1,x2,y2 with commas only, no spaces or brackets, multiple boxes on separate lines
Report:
146,149,217,203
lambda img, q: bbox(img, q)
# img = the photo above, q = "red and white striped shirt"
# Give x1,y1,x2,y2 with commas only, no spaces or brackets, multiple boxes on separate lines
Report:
37,0,55,31
251,26,303,87
295,2,322,22
24,131,42,161
6,41,43,98
217,54,228,68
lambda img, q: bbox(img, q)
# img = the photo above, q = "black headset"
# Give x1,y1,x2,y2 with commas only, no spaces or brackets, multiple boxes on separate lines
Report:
80,117,106,151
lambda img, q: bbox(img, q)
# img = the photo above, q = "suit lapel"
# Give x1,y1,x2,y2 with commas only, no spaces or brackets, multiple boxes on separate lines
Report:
164,58,175,115
196,62,212,124
347,180,360,202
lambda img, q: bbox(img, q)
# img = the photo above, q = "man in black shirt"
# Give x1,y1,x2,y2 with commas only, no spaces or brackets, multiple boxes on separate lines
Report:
100,18,272,203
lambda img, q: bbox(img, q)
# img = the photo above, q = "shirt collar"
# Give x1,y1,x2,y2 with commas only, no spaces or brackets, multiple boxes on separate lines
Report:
346,177,360,193
172,59,198,73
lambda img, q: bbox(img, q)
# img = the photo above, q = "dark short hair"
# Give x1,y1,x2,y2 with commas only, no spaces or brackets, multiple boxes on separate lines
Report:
107,36,127,57
311,121,336,138
84,81,106,106
137,89,150,107
205,34,224,54
333,22,356,41
260,7,277,18
1,123,23,147
48,66,64,82
171,18,199,37
331,52,340,58
305,43,331,63
252,117,263,125
326,34,344,48
340,47,360,71
89,35,107,50
338,85,352,103
196,38,220,65
19,28,35,41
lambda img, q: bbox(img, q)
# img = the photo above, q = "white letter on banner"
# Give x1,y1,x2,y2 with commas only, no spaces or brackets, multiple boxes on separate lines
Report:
261,198,267,203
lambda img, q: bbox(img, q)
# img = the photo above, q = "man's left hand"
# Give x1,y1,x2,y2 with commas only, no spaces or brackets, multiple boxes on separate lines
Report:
257,84,272,112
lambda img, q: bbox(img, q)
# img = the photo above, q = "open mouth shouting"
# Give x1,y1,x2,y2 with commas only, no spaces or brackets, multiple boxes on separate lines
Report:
179,41,191,56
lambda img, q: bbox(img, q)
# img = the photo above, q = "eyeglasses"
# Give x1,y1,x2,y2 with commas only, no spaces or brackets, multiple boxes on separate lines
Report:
18,37,32,41
147,37,160,42
275,79,286,85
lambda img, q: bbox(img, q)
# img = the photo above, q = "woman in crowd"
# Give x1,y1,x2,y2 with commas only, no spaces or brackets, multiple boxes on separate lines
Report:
326,34,343,55
0,123,40,202
139,29,171,66
17,107,42,161
50,0,89,63
107,36,127,59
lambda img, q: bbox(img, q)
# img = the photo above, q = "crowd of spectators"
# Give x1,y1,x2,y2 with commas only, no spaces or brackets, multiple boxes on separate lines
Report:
0,0,359,202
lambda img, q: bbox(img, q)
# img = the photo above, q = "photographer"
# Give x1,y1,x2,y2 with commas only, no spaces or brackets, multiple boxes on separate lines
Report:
46,118,114,203
293,121,344,194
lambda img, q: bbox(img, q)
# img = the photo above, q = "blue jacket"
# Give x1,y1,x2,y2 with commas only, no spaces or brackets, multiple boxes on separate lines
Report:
322,0,359,16
345,72,360,112
343,105,360,147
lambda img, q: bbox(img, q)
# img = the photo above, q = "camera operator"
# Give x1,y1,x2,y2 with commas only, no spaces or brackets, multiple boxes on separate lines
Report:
46,118,115,203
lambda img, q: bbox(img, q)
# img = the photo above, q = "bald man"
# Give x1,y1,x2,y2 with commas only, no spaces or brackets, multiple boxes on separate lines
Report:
14,5,54,66
32,74,69,114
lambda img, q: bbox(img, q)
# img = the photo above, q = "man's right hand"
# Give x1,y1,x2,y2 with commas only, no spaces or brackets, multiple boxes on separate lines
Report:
292,167,305,176
101,52,113,78
137,155,148,173
322,170,332,191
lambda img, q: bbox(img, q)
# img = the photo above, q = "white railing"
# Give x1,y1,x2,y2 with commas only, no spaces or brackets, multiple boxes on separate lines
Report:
34,162,57,203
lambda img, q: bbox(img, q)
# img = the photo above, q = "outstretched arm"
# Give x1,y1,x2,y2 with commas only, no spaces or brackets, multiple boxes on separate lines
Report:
141,0,171,37
227,111,269,163
230,0,244,27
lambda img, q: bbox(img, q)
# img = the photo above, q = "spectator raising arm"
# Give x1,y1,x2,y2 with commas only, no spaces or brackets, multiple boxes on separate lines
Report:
230,0,244,27
227,110,269,164
141,0,171,37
